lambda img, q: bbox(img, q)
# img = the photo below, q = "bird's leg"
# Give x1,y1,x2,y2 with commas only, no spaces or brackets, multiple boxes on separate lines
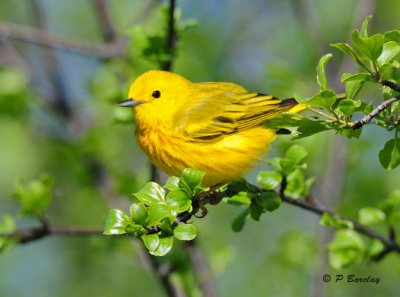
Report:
193,183,224,218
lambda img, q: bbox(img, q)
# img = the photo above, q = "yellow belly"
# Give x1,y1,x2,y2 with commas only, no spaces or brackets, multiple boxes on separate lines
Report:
136,127,275,186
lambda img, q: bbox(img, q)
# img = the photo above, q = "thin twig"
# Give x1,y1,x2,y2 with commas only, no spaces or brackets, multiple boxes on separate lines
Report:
0,21,124,58
161,0,176,71
0,225,104,244
353,95,400,129
93,0,118,42
186,240,217,297
353,80,400,129
280,195,400,253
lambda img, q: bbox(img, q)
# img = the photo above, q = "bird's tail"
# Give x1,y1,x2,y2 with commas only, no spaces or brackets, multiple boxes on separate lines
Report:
279,98,307,113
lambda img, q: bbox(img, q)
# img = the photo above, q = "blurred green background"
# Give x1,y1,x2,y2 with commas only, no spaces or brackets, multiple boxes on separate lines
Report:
1,0,400,296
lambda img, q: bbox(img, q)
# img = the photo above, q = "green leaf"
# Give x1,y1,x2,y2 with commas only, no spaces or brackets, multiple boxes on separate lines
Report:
0,214,15,233
226,192,251,206
341,72,372,82
166,189,192,212
263,113,304,129
130,202,148,226
304,176,316,197
316,53,333,90
379,189,400,227
285,144,308,164
345,80,366,100
148,203,175,226
104,209,132,235
284,169,305,199
295,119,330,139
327,229,366,269
0,214,16,253
173,223,197,241
384,30,400,43
157,218,173,233
352,30,384,61
338,99,356,117
12,174,54,218
306,90,337,110
141,234,159,252
151,235,173,256
249,201,263,221
257,171,282,190
179,168,206,196
340,127,362,139
279,159,297,177
232,208,249,232
164,176,180,191
366,239,385,258
268,157,283,171
319,212,354,229
133,182,166,205
379,137,400,170
331,43,358,61
377,41,400,67
358,207,386,225
227,179,258,193
256,192,281,211
360,15,372,38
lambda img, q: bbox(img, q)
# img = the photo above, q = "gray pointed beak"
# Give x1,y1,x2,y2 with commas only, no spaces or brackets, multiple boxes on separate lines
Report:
118,98,142,107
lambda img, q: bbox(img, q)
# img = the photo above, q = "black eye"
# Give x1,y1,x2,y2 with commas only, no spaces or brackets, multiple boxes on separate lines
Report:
152,90,161,98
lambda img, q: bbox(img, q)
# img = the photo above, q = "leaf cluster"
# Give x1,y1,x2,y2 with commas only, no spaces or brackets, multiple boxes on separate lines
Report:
265,16,400,169
104,168,204,256
320,190,400,268
229,145,313,232
1,174,54,253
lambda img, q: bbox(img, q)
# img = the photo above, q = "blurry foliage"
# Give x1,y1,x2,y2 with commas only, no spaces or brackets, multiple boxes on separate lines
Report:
1,1,400,297
0,68,28,117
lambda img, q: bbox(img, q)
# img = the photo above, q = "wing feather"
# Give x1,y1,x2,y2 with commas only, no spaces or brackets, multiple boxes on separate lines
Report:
175,82,297,141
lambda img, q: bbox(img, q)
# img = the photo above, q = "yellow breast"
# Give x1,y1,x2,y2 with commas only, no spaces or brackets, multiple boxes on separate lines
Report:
136,124,275,186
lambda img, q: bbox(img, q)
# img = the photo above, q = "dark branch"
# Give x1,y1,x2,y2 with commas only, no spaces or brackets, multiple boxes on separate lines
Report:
382,80,400,93
0,224,104,244
161,0,176,71
2,180,399,261
0,21,125,58
280,195,400,253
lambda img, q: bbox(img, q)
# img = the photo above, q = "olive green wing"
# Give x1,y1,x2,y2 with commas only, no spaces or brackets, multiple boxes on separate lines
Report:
175,82,298,141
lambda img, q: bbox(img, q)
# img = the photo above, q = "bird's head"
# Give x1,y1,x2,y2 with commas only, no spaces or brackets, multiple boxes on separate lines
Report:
119,70,191,125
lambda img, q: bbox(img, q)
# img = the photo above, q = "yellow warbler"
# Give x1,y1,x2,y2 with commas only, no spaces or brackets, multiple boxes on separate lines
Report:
119,70,301,186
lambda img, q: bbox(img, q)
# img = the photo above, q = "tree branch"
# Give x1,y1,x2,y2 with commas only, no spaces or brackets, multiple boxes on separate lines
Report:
2,179,399,262
353,80,400,129
93,0,118,42
280,195,400,253
161,0,176,71
0,223,104,244
353,95,400,129
0,21,125,58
